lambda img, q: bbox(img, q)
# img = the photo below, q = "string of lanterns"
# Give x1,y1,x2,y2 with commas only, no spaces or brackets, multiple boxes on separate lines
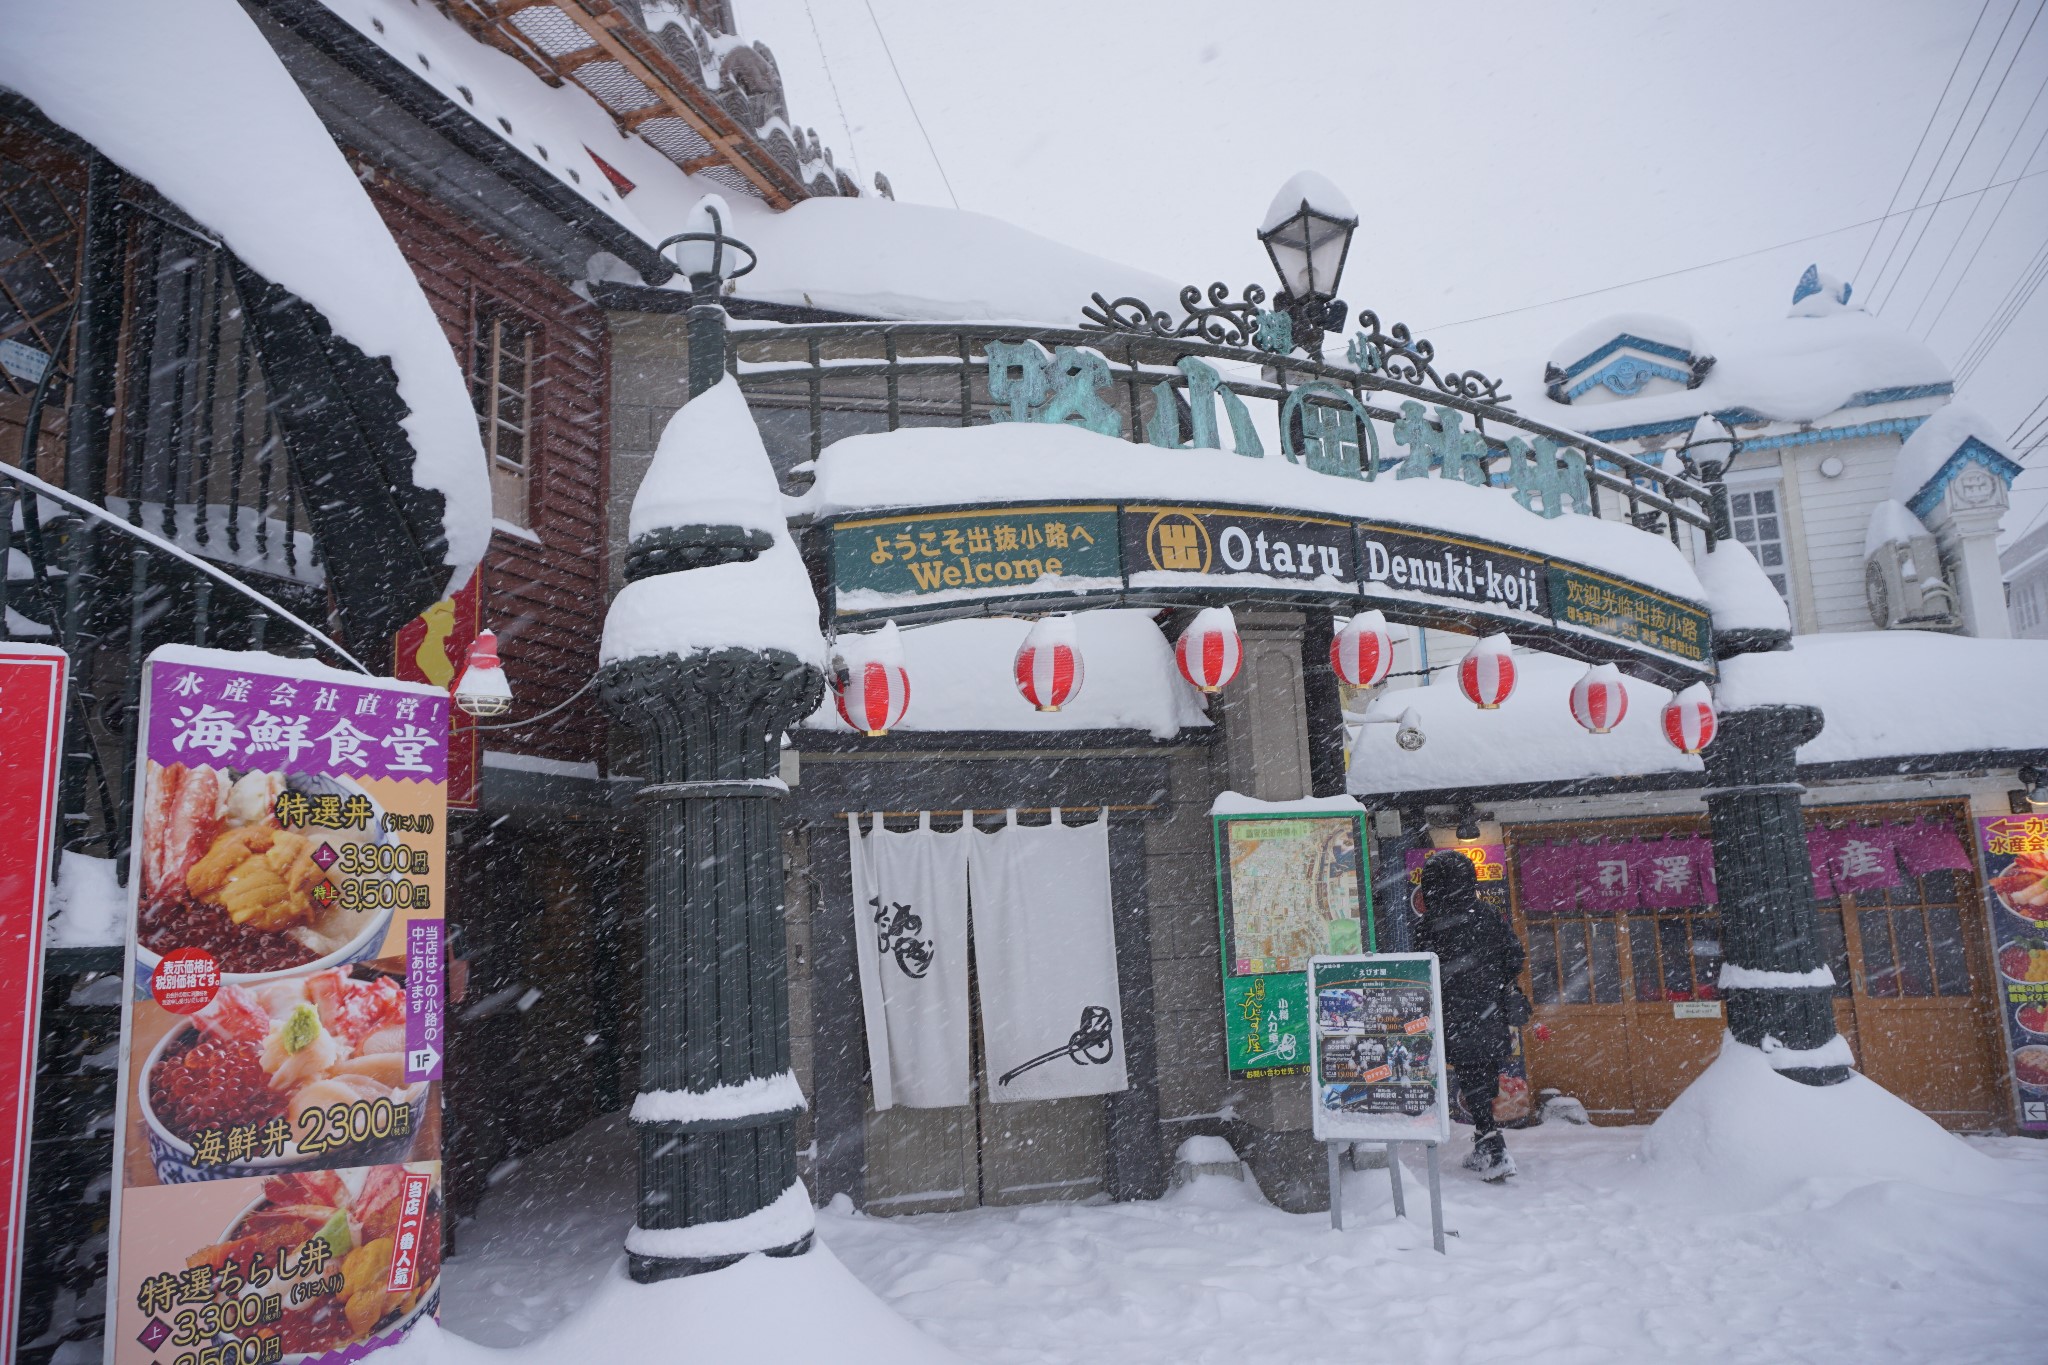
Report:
827,609,1717,753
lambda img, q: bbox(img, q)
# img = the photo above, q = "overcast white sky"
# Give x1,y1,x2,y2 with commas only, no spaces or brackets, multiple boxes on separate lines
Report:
736,0,2048,544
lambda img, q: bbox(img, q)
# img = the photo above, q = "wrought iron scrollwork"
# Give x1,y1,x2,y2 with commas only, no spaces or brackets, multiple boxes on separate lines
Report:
1344,309,1510,405
1081,282,1278,350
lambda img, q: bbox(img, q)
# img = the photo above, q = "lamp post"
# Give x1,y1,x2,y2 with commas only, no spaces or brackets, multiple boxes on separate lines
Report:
1258,175,1358,360
654,195,758,399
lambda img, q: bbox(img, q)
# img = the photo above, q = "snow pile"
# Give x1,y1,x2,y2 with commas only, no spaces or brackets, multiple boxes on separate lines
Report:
1349,651,1696,795
1863,498,1930,559
1692,541,1790,634
625,1180,814,1261
1260,170,1355,230
1546,311,1700,373
603,387,825,669
1789,262,1858,317
1520,310,1950,431
630,1071,807,1124
46,852,126,949
1887,400,2019,509
802,610,1209,738
1716,631,2048,763
1210,791,1366,817
1638,1034,2000,1209
628,378,785,543
800,422,1707,603
389,1247,962,1365
0,0,491,586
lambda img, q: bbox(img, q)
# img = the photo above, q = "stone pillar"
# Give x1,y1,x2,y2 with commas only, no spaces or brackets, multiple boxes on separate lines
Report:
602,647,825,1279
1920,470,2012,640
1701,679,1848,1085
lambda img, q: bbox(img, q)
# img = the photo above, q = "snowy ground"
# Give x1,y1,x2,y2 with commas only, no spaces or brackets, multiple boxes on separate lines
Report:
439,1088,2048,1365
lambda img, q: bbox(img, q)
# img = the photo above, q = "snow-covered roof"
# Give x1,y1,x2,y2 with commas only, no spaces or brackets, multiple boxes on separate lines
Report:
1864,500,1930,559
1547,312,1701,375
800,610,1210,739
1516,310,1952,437
320,0,1171,326
0,0,492,588
1693,542,1791,636
1347,651,1696,796
1717,632,2048,765
629,377,784,543
1887,402,2024,516
797,421,1708,603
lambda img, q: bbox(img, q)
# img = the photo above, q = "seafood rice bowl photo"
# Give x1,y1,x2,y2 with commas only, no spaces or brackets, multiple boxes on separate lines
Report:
139,968,428,1183
136,761,404,984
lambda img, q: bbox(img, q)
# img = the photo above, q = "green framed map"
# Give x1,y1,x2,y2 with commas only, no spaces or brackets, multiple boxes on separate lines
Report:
1212,810,1374,1078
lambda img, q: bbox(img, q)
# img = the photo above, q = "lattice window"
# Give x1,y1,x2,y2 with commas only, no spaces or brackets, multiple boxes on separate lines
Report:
1729,483,1791,602
473,305,536,527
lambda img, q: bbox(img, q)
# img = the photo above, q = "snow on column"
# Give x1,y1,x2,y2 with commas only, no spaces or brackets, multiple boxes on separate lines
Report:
600,377,827,1280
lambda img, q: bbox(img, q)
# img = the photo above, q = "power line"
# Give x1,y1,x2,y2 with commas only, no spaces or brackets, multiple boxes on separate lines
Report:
1903,62,2048,330
1868,0,2032,307
2011,390,2048,442
1855,0,1993,286
861,0,959,211
1917,112,2048,337
1425,166,2048,333
1955,230,2048,380
803,0,864,187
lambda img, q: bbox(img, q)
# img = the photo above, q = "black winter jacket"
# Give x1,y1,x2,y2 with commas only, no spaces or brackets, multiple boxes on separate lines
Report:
1414,852,1525,1065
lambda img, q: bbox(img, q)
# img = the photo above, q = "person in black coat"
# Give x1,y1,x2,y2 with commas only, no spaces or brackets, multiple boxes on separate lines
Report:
1415,850,1526,1179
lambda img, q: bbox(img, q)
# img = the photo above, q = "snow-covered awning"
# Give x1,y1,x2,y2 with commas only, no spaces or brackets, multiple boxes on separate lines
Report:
0,0,492,595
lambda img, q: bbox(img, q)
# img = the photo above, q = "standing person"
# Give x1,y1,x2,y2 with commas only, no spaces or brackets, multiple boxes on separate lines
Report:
1415,850,1526,1181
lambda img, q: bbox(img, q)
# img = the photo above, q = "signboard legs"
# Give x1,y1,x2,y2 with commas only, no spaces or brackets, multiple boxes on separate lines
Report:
1326,1141,1446,1253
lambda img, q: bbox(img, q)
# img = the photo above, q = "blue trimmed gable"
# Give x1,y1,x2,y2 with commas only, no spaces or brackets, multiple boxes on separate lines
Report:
1903,434,2025,520
1545,324,1714,406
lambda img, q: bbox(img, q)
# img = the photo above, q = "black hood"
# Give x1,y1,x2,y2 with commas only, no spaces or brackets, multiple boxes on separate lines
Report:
1420,850,1481,918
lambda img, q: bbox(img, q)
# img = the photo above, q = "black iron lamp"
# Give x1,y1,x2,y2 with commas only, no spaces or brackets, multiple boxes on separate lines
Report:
654,195,759,397
2020,765,2048,811
1258,176,1357,358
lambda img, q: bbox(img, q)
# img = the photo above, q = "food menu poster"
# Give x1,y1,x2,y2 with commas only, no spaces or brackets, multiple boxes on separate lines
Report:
1212,812,1373,1079
1307,954,1449,1144
108,645,448,1365
1978,815,2048,1134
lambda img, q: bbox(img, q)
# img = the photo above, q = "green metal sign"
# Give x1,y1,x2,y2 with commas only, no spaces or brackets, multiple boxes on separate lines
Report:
831,505,1121,604
1213,810,1373,1079
1547,564,1711,664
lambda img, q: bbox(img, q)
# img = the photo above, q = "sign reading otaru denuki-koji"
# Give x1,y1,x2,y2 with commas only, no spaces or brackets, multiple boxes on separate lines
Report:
108,645,448,1365
822,500,1714,674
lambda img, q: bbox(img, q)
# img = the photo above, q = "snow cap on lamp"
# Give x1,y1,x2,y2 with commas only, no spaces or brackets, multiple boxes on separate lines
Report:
1331,610,1394,689
453,629,513,717
1457,634,1517,710
833,621,911,736
1569,663,1629,735
666,192,735,283
1014,614,1084,712
1175,606,1243,694
1662,683,1717,754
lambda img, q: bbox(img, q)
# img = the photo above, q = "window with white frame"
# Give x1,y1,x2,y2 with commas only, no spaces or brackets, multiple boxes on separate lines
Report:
473,304,536,527
1728,482,1792,604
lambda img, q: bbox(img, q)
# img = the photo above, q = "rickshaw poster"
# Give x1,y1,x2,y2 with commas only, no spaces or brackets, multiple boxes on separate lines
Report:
1307,954,1449,1144
1977,815,2048,1134
107,645,448,1364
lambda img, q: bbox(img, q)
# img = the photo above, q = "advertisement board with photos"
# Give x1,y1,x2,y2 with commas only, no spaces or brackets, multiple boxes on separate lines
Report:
1979,815,2048,1134
1307,954,1450,1145
109,645,449,1365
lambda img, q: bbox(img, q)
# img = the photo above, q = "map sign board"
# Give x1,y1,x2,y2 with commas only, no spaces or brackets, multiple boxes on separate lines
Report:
108,645,449,1365
1307,954,1450,1144
1212,803,1372,1078
1978,815,2048,1134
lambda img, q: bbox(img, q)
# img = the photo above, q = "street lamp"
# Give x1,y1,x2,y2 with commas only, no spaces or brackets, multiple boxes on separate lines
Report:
654,194,759,397
1258,173,1358,358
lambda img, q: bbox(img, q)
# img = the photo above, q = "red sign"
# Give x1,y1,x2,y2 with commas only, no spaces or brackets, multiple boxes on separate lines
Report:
147,947,220,1014
393,571,483,809
0,643,68,1360
385,1170,434,1292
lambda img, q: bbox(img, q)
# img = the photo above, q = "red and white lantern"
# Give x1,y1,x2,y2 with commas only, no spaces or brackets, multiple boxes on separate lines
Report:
1330,610,1394,689
1662,682,1717,754
1014,615,1084,712
1456,634,1517,710
832,622,911,736
1175,606,1243,694
1568,663,1629,735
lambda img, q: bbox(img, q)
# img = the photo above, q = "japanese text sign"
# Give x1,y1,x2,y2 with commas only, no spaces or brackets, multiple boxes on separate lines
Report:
1307,954,1450,1144
1979,815,2048,1134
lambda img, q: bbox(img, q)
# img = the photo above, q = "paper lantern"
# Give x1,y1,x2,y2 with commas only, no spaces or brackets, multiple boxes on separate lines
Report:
1330,610,1394,689
1175,606,1243,694
1456,634,1517,710
452,629,513,718
1569,663,1629,735
1662,683,1717,754
833,624,911,736
1014,616,1084,712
